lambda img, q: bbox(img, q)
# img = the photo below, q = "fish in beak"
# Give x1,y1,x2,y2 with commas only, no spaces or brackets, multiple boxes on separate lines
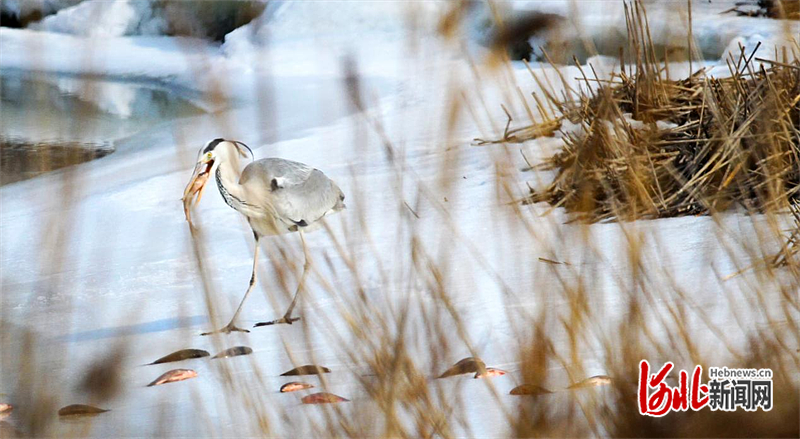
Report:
182,158,214,227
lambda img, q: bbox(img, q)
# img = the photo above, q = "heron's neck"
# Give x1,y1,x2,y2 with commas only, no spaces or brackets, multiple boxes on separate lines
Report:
214,161,252,215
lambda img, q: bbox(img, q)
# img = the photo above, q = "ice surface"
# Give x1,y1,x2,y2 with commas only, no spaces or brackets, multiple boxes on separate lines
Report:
1,1,798,437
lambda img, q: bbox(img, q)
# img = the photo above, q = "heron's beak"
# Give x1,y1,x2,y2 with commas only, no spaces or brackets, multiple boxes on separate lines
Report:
182,159,213,227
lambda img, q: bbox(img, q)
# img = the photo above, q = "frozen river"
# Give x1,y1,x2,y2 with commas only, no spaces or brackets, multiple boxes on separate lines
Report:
1,1,798,437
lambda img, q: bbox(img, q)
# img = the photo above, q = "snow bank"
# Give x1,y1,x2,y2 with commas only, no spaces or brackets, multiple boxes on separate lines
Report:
33,0,266,40
472,0,799,62
0,27,218,86
34,0,165,37
238,1,438,41
222,1,443,58
1,2,798,437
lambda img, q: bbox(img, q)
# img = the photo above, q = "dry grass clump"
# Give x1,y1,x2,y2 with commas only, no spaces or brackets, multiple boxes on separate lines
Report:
771,203,800,267
154,1,266,42
3,2,799,438
723,0,800,19
771,0,800,18
784,0,800,20
516,4,800,222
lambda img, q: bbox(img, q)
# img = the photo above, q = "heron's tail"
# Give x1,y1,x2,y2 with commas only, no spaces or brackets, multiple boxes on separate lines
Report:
335,189,346,210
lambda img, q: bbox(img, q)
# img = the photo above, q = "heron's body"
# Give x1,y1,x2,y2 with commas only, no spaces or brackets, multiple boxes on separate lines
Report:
216,157,345,237
182,139,344,334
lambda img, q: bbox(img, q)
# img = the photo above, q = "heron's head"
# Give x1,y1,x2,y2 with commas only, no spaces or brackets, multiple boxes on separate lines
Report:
182,138,253,227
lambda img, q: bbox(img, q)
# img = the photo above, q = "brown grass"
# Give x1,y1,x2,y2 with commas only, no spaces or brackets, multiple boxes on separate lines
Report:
1,1,798,438
513,4,800,222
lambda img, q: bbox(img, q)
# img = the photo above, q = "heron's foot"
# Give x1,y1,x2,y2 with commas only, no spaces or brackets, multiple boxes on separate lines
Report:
201,322,250,336
253,316,300,327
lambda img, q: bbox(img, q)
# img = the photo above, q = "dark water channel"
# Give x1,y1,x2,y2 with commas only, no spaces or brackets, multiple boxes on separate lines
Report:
0,71,207,185
0,138,113,185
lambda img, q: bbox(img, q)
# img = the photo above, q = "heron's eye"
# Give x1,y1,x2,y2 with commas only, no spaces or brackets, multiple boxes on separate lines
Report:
206,152,213,160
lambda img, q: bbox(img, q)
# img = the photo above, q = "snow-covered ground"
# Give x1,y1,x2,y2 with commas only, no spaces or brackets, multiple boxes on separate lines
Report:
1,1,798,437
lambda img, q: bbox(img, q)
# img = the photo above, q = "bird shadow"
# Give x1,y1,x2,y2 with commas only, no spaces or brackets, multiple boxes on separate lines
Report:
53,315,208,343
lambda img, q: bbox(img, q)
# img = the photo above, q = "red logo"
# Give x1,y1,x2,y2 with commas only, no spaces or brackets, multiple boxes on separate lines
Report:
638,360,709,416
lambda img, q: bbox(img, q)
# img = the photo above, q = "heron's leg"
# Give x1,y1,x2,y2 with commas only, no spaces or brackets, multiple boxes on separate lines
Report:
201,234,260,335
254,231,307,327
282,232,310,321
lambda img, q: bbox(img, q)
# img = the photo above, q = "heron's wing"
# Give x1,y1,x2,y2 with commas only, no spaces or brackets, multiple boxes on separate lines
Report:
241,158,344,228
241,158,315,184
275,169,344,227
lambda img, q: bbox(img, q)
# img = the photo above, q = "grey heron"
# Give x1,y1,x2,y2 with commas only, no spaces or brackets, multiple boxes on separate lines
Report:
182,138,345,335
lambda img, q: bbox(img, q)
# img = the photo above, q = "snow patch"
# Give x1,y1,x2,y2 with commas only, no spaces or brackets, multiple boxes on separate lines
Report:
34,0,166,37
223,0,443,51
